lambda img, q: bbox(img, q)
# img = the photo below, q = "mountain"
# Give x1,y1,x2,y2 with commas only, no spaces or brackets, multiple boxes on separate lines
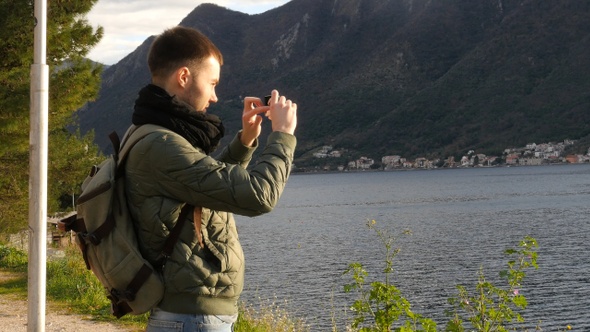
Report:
77,0,590,164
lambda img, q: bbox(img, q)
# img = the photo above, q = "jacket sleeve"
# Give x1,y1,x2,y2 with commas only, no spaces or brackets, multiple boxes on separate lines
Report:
143,130,296,217
214,131,257,169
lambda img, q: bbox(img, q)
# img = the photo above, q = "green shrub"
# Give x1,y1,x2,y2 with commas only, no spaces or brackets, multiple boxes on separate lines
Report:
0,245,28,271
341,221,540,332
343,220,436,332
446,236,539,332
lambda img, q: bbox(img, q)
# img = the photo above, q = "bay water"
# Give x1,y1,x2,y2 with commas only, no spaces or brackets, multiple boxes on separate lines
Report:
237,164,590,331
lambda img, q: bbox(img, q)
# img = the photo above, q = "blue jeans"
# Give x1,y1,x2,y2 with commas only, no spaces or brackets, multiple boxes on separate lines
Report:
146,308,237,332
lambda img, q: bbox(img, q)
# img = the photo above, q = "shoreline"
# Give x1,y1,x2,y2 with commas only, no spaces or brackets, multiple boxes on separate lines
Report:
291,161,588,175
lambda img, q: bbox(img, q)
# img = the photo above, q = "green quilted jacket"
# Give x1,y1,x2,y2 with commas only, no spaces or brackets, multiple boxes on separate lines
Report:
124,125,296,315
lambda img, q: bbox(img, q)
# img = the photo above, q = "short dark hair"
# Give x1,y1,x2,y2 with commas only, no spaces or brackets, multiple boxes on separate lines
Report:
148,26,223,78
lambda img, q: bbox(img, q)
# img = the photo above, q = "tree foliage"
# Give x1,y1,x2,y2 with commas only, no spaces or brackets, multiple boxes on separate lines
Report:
0,0,104,234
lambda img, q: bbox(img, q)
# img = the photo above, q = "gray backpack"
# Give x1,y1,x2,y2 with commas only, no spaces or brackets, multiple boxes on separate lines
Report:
59,125,191,318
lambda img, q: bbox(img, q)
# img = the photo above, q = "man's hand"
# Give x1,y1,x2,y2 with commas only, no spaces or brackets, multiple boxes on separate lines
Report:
241,97,267,147
240,90,297,147
268,90,297,135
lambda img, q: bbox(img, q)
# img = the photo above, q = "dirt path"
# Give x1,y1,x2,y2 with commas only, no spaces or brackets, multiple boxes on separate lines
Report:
0,271,136,332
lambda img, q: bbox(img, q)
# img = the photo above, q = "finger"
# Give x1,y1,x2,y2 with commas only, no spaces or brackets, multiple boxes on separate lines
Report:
245,114,263,126
278,95,287,105
270,90,279,105
244,105,270,117
254,114,263,126
244,96,263,109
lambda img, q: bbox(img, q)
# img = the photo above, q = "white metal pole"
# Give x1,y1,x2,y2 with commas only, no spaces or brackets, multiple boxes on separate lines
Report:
28,0,49,330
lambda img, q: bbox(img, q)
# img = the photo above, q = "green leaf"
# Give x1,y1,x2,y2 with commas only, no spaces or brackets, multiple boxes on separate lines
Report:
512,295,528,308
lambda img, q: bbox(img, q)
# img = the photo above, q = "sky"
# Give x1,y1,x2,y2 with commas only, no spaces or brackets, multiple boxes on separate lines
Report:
86,0,292,65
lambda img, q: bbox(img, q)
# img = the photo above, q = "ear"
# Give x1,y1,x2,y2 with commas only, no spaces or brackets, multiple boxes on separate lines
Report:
176,67,191,88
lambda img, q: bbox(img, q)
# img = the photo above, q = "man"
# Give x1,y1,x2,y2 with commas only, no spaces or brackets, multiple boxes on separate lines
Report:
124,26,297,331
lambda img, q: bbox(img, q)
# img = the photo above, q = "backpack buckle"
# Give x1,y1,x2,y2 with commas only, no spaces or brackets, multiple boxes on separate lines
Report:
154,253,169,273
110,288,136,302
79,232,101,246
87,233,101,245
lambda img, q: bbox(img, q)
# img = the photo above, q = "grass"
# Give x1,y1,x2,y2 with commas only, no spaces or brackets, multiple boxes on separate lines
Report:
46,248,149,329
0,271,27,296
236,298,309,332
0,244,148,331
0,245,28,297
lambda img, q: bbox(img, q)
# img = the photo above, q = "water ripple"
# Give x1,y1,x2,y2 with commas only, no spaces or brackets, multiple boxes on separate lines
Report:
239,165,590,331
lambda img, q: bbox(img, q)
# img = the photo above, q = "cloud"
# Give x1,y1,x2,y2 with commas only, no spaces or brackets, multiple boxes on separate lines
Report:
86,0,291,65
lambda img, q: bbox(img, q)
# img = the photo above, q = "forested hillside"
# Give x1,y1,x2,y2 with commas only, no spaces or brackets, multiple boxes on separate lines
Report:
77,0,590,164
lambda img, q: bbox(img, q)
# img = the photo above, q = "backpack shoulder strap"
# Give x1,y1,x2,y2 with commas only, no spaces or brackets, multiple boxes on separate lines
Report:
113,124,191,270
112,124,164,169
155,204,193,271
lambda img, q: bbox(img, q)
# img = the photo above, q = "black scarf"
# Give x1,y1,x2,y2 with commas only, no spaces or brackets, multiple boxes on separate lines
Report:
132,84,225,154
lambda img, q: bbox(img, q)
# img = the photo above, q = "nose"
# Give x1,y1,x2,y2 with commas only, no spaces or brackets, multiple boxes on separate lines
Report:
210,90,218,103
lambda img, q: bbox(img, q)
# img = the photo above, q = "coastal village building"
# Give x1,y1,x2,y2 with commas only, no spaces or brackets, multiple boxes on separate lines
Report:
314,139,587,171
348,157,375,170
312,145,343,159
